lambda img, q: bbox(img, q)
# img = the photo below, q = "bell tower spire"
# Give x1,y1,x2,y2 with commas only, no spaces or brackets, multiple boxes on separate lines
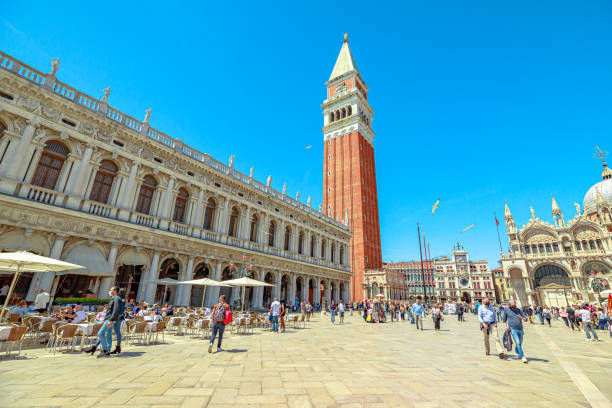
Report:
322,34,382,302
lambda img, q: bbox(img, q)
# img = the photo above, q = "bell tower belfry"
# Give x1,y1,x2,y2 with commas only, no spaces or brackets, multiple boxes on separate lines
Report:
322,34,382,301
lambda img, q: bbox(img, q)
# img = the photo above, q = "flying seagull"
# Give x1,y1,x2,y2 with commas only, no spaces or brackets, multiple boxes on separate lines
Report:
461,224,476,233
431,199,440,215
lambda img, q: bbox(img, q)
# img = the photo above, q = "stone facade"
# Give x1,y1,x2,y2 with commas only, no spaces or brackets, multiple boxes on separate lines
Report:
363,267,408,301
322,35,383,302
382,261,434,300
0,51,352,308
501,159,612,307
433,244,494,303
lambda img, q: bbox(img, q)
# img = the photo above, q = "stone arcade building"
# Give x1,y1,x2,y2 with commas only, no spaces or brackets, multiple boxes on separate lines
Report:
0,51,352,308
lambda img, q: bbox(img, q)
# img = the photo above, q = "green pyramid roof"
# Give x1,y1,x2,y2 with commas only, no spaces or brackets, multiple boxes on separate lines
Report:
329,34,359,81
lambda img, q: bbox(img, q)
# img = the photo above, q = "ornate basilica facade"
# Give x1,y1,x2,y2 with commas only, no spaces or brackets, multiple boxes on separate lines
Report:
0,51,352,308
501,158,612,307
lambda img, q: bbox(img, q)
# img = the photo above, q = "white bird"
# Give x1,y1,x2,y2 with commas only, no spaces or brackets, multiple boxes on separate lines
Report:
431,199,440,215
461,224,476,233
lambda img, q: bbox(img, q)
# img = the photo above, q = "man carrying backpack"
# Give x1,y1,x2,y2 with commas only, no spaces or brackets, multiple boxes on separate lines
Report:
209,294,230,353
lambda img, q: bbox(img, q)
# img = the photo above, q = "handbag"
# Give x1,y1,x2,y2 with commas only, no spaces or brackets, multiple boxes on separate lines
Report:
503,330,513,351
268,313,273,322
223,310,233,325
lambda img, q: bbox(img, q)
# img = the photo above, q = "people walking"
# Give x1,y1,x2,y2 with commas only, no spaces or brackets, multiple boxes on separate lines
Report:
457,304,464,321
478,298,505,358
503,300,529,363
566,305,577,330
431,303,443,330
338,301,345,324
560,307,570,329
330,301,336,324
576,305,599,341
543,306,552,327
411,297,426,331
279,300,286,333
209,295,230,353
270,297,281,332
97,286,125,358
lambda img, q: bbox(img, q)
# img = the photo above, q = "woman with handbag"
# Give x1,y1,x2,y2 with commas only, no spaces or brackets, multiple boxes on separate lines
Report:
209,295,230,353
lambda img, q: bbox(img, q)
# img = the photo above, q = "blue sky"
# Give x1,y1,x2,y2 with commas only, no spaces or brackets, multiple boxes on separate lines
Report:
2,1,612,267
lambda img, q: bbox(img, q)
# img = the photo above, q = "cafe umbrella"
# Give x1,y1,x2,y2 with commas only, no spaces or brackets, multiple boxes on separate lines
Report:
0,251,83,321
176,278,231,308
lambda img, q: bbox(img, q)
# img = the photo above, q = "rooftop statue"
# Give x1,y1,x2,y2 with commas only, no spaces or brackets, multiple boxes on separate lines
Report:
50,58,60,75
101,87,110,103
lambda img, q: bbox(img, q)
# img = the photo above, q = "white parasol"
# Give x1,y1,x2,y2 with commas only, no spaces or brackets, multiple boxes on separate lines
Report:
145,278,180,305
0,251,83,321
222,277,274,312
177,278,230,308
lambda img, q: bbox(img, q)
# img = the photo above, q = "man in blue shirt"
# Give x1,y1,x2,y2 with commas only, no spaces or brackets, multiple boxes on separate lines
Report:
478,298,505,358
503,300,528,363
411,297,426,331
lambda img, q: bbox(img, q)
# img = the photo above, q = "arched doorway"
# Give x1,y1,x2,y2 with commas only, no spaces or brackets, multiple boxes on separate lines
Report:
190,263,210,307
219,267,233,301
280,274,289,302
308,278,314,304
295,276,303,303
461,292,471,303
509,268,528,307
339,282,345,302
330,281,336,303
534,264,570,307
157,258,180,304
263,272,274,307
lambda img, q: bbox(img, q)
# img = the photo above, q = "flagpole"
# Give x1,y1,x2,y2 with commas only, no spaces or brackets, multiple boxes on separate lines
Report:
423,233,428,301
427,239,433,301
417,223,427,303
495,213,503,255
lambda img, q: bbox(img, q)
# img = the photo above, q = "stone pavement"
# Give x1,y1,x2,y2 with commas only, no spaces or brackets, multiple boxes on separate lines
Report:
1,313,611,408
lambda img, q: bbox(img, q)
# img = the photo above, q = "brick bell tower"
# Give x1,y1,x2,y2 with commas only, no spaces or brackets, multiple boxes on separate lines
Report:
322,34,383,302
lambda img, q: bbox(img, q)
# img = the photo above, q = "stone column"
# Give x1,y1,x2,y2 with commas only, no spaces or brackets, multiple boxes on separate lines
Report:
83,164,99,201
302,277,308,302
272,271,281,300
143,252,161,304
254,269,264,308
314,278,321,306
23,143,45,184
55,154,77,193
191,188,205,228
38,235,66,295
288,274,296,306
117,161,139,220
65,145,94,208
215,198,229,234
241,207,252,240
0,120,38,185
179,256,195,306
98,245,119,298
158,176,175,229
206,262,222,307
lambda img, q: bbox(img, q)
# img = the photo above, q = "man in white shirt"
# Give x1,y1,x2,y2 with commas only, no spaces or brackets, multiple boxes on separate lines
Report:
338,301,346,324
576,305,599,341
270,297,281,333
34,289,50,313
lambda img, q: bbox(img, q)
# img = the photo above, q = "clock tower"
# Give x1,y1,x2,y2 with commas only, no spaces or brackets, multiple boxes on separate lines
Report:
322,34,383,302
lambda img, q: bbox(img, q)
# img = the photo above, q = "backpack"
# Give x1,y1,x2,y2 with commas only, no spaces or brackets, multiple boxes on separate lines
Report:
213,304,226,322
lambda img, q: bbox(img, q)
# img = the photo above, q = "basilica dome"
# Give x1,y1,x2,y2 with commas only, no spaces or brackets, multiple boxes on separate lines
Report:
583,164,612,214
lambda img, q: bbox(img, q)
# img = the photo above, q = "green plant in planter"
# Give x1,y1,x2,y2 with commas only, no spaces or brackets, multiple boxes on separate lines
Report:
54,297,109,305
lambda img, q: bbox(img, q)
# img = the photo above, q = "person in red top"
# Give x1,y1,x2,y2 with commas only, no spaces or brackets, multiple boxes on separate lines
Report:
209,295,230,353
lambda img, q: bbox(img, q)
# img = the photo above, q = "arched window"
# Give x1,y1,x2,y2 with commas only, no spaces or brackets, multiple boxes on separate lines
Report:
321,239,326,259
31,140,69,190
0,121,5,139
347,105,352,116
268,221,276,246
335,110,340,120
534,264,570,287
341,108,346,118
284,225,291,251
298,231,304,254
249,214,258,242
203,198,216,230
89,160,118,204
172,188,189,223
331,243,335,263
135,175,157,214
228,206,239,237
329,112,334,123
339,245,344,265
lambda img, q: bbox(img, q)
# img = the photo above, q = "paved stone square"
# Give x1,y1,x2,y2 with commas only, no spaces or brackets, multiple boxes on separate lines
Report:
1,313,611,407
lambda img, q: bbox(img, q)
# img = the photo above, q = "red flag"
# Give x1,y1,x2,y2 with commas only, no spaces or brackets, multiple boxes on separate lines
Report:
495,217,500,226
607,294,612,315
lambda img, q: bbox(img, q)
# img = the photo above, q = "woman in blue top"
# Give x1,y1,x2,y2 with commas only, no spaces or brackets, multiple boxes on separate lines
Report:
11,299,30,316
329,301,336,324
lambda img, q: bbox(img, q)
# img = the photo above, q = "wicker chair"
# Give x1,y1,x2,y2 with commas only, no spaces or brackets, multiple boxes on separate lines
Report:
150,321,165,344
197,319,211,339
9,314,20,323
50,324,78,354
0,325,28,357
